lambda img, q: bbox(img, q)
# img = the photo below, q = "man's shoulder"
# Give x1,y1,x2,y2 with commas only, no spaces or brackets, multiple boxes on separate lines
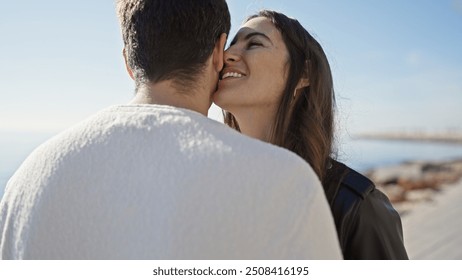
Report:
21,104,318,183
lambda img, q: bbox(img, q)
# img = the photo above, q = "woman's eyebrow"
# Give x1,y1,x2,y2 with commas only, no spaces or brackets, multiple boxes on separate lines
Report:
230,31,272,46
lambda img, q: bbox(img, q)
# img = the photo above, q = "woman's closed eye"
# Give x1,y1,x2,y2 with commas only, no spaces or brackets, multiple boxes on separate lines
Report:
247,41,263,49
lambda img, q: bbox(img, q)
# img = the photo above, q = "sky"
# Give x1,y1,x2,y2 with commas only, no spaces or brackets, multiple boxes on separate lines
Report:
1,0,462,136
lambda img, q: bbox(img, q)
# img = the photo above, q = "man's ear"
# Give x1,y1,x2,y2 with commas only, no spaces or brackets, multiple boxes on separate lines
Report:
123,48,135,80
212,33,228,72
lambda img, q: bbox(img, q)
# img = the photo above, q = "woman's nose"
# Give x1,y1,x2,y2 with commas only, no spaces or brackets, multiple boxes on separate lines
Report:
224,47,241,63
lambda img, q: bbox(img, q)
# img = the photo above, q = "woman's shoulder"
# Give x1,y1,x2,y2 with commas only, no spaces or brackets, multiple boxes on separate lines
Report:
329,160,388,237
333,161,397,217
334,161,396,211
333,161,375,199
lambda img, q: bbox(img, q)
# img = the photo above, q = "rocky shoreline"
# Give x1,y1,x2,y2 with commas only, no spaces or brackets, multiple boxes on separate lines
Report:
365,158,462,216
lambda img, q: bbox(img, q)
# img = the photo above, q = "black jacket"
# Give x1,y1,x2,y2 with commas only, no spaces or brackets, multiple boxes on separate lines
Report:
325,160,408,260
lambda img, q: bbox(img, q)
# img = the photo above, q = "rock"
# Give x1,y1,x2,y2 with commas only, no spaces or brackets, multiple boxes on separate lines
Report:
367,158,462,209
397,177,439,191
367,163,423,185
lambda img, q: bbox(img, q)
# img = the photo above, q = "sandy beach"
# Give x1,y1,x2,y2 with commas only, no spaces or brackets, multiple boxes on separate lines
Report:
402,179,462,259
365,159,462,259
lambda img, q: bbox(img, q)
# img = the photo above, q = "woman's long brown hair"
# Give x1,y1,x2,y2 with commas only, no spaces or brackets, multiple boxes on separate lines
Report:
224,10,341,201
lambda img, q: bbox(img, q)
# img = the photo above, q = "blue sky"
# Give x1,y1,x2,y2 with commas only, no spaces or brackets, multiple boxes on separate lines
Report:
1,0,461,135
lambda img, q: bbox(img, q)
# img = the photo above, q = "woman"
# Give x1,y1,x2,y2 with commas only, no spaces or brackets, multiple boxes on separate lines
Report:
214,10,408,259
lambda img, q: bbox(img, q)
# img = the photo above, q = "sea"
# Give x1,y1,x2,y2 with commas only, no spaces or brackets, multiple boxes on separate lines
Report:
1,131,462,199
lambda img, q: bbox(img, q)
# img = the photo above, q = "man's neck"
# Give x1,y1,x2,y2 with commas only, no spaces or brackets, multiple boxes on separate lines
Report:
129,81,211,116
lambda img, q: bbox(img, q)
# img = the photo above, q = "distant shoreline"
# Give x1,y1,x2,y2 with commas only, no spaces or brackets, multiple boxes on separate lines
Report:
354,132,462,145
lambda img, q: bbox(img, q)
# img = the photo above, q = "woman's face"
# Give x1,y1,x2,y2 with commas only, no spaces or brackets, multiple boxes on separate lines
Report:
213,17,289,113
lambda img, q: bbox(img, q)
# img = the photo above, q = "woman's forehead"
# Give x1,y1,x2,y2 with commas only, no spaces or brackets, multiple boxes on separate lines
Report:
234,17,281,43
241,17,276,34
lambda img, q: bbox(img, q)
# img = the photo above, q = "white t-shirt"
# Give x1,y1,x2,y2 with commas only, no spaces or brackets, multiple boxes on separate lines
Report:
0,105,342,259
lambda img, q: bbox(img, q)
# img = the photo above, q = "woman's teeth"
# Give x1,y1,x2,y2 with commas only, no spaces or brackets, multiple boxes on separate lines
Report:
222,72,243,79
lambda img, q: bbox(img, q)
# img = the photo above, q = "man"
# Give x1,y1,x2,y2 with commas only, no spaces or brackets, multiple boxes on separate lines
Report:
0,0,341,259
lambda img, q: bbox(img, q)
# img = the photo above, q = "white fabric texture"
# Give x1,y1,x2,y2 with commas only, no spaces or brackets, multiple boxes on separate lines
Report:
0,105,341,259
